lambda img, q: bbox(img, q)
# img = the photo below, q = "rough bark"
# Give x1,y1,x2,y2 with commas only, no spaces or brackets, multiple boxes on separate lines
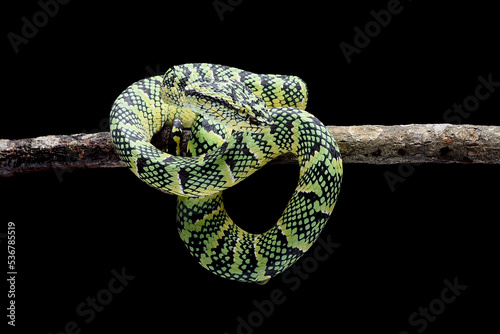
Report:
329,124,500,165
1,124,499,177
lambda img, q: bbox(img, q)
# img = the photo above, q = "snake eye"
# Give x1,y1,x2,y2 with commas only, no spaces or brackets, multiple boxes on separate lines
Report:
238,107,248,118
249,117,258,125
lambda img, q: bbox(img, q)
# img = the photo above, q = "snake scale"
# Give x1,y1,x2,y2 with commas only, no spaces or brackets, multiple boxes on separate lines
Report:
110,63,342,284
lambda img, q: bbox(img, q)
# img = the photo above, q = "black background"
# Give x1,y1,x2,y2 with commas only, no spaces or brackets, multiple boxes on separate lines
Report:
2,0,499,333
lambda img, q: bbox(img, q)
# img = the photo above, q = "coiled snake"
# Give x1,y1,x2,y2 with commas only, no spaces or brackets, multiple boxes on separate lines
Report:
110,63,342,284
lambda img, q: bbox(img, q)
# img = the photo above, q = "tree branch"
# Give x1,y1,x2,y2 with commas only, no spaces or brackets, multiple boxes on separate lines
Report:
1,124,499,177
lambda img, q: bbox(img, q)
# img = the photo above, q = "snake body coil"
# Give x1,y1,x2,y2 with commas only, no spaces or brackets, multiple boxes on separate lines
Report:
110,63,342,283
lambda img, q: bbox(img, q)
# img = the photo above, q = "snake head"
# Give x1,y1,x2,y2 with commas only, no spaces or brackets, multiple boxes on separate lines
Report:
183,80,272,131
235,104,273,129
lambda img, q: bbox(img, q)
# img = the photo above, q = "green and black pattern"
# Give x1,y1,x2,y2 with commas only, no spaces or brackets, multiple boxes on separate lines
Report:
110,63,342,283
